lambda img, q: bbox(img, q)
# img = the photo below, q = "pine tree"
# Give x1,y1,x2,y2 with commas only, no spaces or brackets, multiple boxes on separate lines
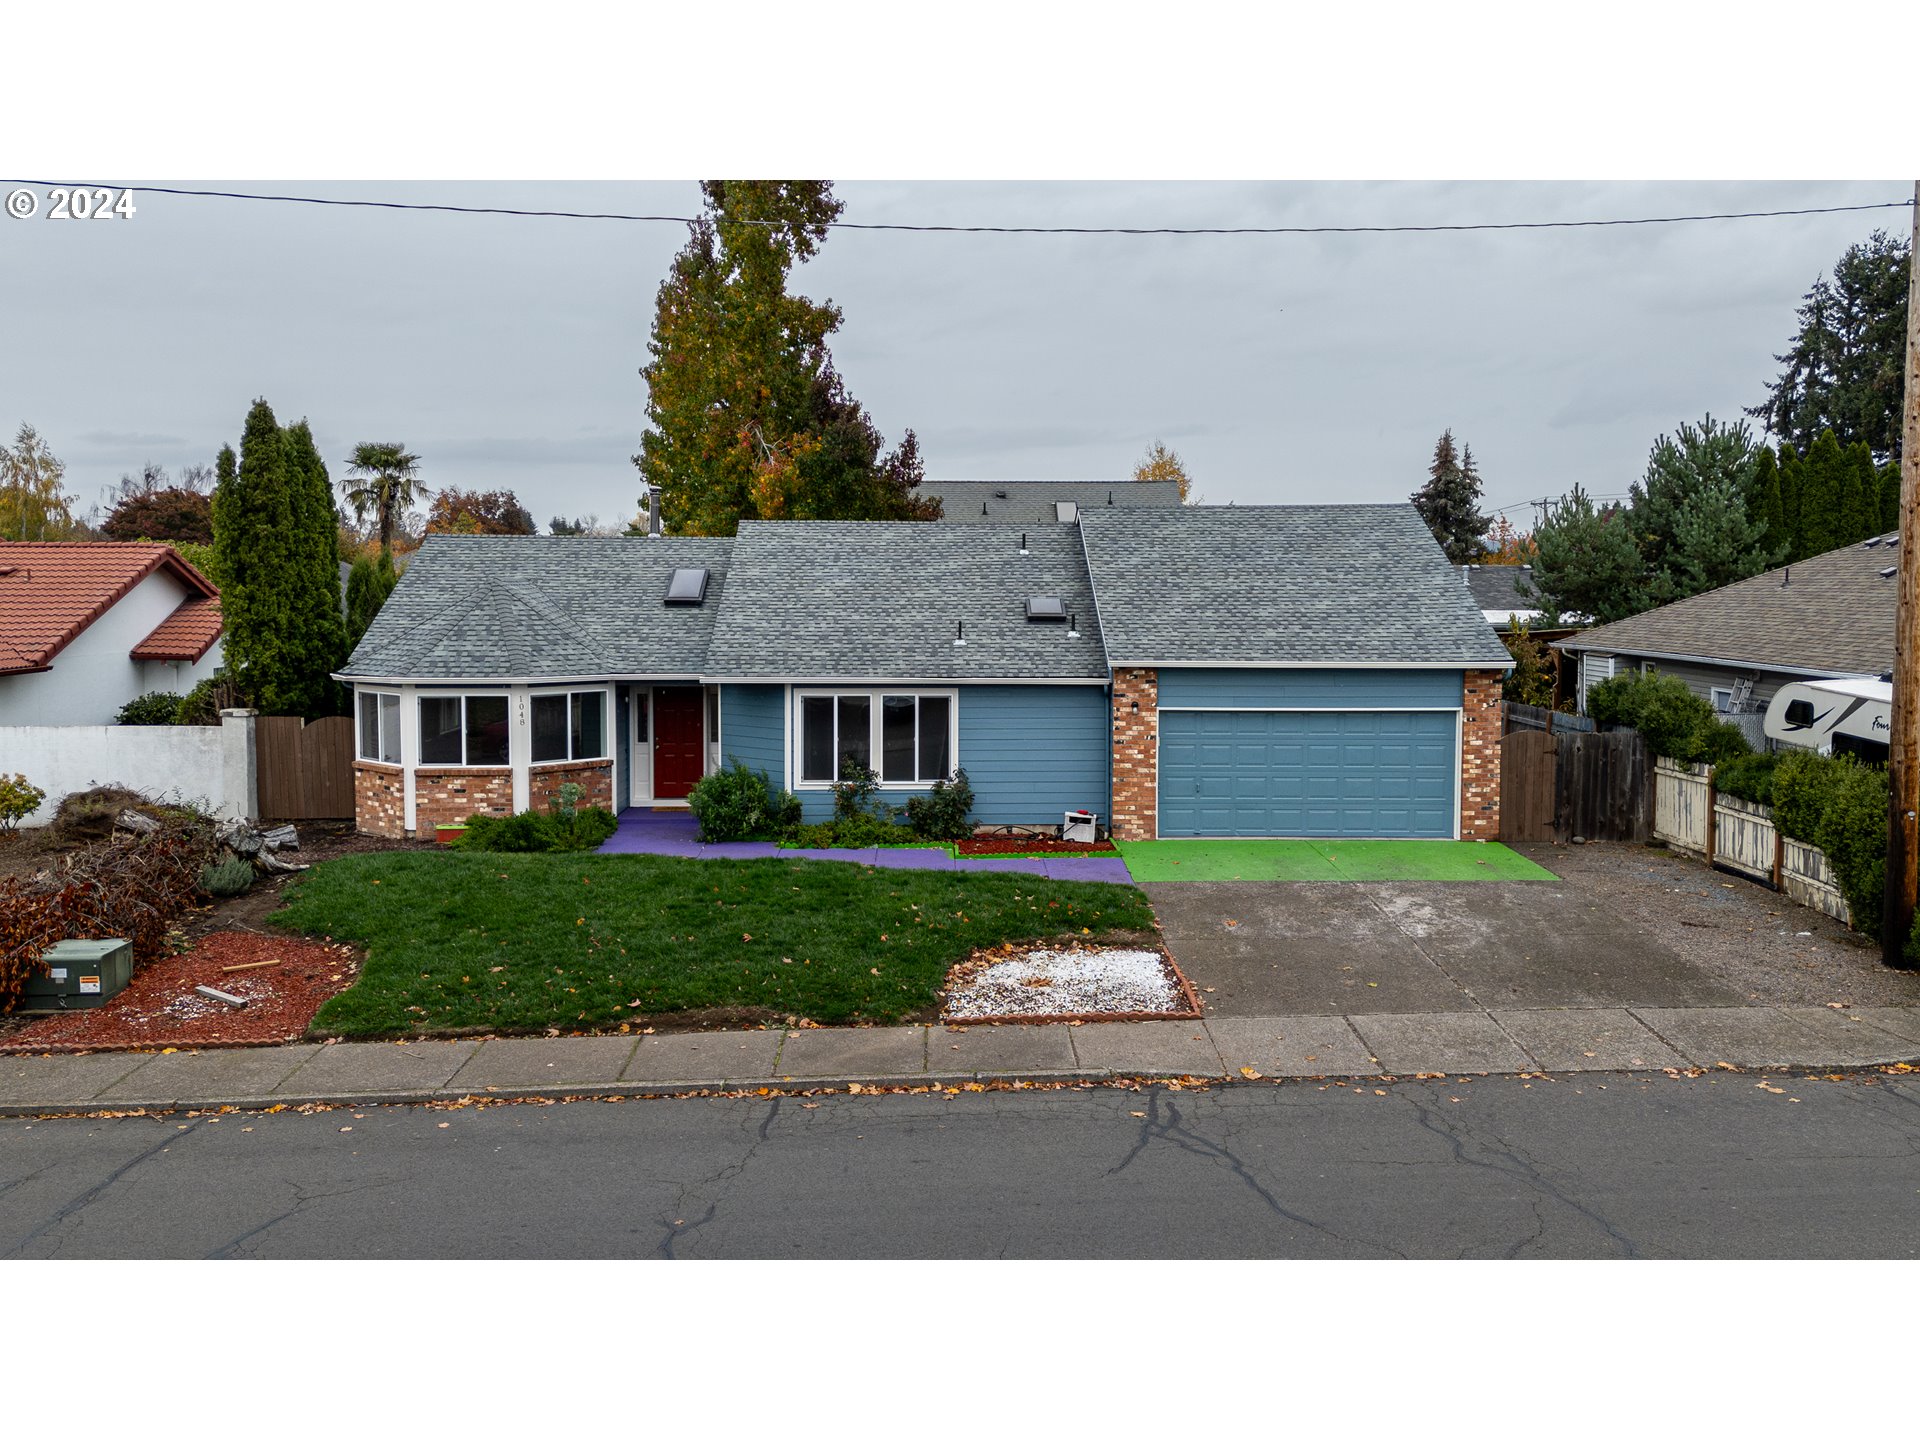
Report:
1797,429,1849,557
280,420,349,716
1881,460,1903,535
1523,485,1648,624
1627,414,1760,601
1410,429,1490,562
345,549,398,649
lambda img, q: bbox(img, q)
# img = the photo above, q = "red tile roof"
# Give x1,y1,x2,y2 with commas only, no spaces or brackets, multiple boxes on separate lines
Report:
130,595,224,662
0,542,220,676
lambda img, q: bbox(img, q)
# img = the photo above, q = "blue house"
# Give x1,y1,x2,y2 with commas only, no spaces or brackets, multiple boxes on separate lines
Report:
338,504,1512,841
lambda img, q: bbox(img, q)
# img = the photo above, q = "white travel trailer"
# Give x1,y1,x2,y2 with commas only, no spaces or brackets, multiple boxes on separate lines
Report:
1761,675,1891,762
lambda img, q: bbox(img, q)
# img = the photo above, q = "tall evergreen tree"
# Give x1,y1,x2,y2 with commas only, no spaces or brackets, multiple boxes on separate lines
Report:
1748,229,1910,461
280,420,349,715
1627,414,1762,603
1521,485,1647,624
1776,442,1807,561
1750,445,1786,557
1881,460,1903,535
344,549,398,650
636,182,929,535
1841,439,1881,545
1797,429,1849,557
1410,428,1489,562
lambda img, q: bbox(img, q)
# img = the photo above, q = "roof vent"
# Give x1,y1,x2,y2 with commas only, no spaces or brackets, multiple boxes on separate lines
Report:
664,566,710,605
1864,537,1882,548
1055,502,1079,522
1026,595,1067,622
1880,566,1898,579
954,620,966,647
993,489,1009,500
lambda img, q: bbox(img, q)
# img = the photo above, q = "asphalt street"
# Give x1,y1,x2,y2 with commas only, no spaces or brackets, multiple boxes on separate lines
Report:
4,1072,1919,1258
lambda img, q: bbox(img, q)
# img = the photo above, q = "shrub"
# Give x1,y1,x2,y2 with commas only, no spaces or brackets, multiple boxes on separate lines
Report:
1586,670,1751,764
688,760,786,843
174,676,249,726
1768,749,1887,935
0,774,46,832
1770,749,1830,842
197,856,256,897
904,768,975,841
117,691,183,725
1712,752,1779,807
453,804,617,853
832,758,884,823
788,812,902,849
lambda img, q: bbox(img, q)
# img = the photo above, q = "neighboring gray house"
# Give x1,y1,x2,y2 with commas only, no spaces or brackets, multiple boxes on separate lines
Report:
1455,564,1547,630
1554,536,1899,718
338,504,1512,843
917,479,1180,523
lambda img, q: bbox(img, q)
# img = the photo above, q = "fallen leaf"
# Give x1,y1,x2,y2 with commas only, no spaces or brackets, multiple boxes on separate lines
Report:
1238,1066,1263,1080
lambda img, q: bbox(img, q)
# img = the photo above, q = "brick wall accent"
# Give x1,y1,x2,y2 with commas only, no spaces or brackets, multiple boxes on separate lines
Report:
1460,669,1504,839
413,767,513,834
529,759,614,813
354,762,406,839
1110,667,1159,841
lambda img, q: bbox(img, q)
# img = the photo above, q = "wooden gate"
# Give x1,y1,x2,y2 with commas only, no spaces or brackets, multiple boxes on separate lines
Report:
256,715,356,820
1499,729,1558,841
1498,728,1649,844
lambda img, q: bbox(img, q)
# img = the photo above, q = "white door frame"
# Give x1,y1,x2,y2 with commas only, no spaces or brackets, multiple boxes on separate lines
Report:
629,686,654,807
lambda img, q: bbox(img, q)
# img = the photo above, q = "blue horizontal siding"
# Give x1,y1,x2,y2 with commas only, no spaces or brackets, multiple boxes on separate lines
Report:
719,684,785,787
1157,667,1465,710
785,684,1110,826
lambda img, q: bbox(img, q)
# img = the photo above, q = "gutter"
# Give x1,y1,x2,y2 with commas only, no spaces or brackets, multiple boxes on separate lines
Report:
1546,640,1873,679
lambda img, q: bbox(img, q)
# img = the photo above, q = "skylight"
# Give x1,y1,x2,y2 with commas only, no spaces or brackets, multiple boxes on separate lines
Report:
1025,595,1067,622
664,567,710,606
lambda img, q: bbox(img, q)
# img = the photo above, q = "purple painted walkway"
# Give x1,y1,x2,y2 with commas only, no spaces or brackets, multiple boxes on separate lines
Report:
598,809,1136,886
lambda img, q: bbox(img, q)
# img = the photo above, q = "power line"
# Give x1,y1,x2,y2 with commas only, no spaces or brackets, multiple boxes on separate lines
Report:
4,180,1913,235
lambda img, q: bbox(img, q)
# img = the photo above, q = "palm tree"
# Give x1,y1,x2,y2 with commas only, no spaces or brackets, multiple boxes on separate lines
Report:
341,442,427,556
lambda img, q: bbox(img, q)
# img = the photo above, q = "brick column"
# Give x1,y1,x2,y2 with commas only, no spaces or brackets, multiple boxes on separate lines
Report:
354,762,406,838
1111,667,1159,841
1460,670,1505,839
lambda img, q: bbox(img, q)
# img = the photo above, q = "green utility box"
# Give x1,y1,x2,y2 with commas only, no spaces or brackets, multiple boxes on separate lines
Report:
15,938,133,1012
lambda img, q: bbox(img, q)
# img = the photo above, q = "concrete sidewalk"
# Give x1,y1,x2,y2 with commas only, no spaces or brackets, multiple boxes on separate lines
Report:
5,1004,1919,1116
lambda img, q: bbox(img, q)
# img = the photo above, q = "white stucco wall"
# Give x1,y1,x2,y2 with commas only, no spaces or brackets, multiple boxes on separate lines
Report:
0,712,257,826
0,570,221,726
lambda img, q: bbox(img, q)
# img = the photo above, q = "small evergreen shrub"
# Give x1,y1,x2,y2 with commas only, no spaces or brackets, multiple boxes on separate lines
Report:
197,856,256,897
687,760,798,842
174,676,249,726
453,804,617,853
117,691,183,726
0,773,47,832
1766,749,1888,935
904,768,975,841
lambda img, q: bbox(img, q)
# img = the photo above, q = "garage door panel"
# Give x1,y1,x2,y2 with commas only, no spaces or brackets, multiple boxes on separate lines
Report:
1160,709,1456,838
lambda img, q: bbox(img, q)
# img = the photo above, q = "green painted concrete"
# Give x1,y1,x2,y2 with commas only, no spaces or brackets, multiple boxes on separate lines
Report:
1113,838,1557,883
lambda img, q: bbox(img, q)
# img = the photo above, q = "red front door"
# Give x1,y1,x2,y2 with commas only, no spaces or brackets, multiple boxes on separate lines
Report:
652,688,705,799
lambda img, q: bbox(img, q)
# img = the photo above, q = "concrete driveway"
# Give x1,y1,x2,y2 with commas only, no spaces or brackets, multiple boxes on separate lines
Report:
1150,841,1920,1019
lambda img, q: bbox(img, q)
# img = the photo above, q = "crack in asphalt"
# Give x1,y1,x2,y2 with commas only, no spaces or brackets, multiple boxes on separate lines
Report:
3,1120,194,1259
206,1176,402,1259
1397,1087,1643,1258
656,1096,784,1259
1108,1089,1407,1257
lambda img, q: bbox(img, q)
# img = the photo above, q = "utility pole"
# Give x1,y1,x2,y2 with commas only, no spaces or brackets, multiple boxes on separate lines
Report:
1882,180,1920,968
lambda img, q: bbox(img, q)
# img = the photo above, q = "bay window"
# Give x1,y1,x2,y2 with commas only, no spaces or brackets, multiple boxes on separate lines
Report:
798,690,955,785
532,689,608,763
356,690,401,764
419,694,509,766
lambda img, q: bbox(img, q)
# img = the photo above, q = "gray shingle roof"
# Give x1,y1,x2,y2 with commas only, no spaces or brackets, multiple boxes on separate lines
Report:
1456,564,1542,613
1078,504,1514,667
340,535,733,680
919,479,1180,523
703,522,1108,680
1554,538,1899,676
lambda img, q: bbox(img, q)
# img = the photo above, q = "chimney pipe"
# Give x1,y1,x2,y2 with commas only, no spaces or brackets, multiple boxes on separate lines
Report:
647,489,661,537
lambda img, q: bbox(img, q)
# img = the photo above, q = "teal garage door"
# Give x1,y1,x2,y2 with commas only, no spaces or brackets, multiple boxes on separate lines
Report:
1158,710,1457,838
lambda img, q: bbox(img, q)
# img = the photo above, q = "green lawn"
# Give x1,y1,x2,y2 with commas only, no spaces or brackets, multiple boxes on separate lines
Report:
1114,838,1556,883
268,851,1155,1036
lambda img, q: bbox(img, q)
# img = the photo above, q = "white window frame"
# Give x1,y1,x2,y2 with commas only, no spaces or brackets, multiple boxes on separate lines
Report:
1709,686,1734,714
356,688,402,765
416,690,512,768
529,686,612,764
792,687,959,789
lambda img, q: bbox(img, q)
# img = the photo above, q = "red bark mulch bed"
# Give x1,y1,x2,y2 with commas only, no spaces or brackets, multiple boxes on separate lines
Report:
953,836,1119,856
0,930,361,1054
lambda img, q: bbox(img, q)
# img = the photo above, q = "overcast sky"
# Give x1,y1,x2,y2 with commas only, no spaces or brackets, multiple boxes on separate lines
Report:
2,179,1906,533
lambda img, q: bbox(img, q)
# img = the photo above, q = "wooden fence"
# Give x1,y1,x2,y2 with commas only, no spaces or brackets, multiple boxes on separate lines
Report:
1650,757,1850,925
256,715,355,820
1498,725,1649,843
1503,702,1594,735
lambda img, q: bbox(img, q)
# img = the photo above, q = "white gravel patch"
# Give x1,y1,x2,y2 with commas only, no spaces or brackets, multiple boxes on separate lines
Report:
944,946,1185,1019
